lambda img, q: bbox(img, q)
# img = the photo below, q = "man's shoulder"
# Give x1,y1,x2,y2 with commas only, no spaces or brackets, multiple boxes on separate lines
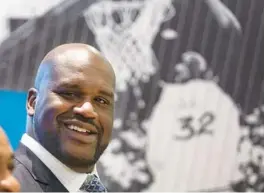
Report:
14,143,35,175
13,143,44,180
13,143,68,192
13,156,44,192
13,158,34,182
13,144,47,191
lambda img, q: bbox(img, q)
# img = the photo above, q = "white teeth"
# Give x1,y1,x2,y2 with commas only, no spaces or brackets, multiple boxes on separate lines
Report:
68,125,90,133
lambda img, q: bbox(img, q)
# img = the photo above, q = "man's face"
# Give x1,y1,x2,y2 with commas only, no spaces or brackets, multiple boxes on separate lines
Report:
0,128,20,192
27,50,115,172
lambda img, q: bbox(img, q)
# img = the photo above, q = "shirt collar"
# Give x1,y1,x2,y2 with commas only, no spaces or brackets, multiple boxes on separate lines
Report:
21,133,98,192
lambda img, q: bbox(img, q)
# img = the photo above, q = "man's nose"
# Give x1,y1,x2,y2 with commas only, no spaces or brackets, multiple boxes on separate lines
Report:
73,101,98,119
0,174,20,192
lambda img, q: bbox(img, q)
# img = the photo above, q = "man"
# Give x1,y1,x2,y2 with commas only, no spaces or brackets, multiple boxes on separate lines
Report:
0,126,20,192
13,43,116,192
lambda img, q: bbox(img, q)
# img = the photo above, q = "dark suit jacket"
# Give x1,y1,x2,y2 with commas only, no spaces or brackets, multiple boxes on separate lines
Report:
13,143,68,192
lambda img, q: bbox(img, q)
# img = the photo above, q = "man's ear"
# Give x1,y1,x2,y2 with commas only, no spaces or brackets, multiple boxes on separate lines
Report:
27,88,38,116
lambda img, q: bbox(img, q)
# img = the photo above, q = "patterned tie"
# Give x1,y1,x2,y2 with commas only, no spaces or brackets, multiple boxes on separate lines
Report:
79,174,107,192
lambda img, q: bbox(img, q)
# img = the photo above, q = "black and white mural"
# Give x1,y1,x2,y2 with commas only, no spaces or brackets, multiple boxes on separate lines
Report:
0,0,264,192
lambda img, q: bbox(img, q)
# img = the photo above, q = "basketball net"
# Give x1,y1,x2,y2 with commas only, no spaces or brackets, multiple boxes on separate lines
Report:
83,0,175,92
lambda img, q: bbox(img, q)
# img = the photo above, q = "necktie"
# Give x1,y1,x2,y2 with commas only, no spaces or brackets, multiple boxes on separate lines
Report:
79,174,107,192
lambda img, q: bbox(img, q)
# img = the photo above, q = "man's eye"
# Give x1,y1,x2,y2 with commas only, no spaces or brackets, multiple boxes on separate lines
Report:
94,97,109,105
62,92,75,97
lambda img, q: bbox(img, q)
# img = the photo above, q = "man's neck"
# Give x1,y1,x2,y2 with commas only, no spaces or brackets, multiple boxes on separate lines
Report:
68,165,95,174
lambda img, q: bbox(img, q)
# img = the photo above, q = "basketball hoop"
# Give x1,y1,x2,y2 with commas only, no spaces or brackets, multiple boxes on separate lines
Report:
83,0,175,92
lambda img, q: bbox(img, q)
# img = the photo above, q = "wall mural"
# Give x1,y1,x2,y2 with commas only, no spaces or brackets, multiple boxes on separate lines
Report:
0,0,264,191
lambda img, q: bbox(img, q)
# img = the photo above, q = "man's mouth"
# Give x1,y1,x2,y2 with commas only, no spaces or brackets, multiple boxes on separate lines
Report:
64,123,97,135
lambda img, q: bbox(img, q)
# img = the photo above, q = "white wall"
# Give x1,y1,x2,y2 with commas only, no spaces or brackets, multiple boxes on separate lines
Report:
0,0,64,43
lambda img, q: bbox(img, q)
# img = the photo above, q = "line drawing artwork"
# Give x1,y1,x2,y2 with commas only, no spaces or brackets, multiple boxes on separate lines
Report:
83,0,175,93
0,0,264,192
82,0,247,192
82,0,176,190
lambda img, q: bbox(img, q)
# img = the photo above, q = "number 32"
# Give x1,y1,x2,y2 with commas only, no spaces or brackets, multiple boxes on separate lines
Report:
174,112,215,140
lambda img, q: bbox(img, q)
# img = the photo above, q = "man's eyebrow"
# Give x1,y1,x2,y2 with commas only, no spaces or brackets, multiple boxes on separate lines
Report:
55,82,82,89
99,90,114,98
54,82,114,97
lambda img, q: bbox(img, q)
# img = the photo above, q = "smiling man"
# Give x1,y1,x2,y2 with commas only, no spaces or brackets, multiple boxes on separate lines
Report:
13,43,116,192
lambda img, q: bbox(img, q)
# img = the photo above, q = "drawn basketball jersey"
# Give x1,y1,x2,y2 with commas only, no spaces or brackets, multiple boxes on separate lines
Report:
145,79,240,191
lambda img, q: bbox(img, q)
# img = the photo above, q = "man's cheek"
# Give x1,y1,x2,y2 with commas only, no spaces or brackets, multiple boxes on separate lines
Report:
45,97,68,120
102,125,112,143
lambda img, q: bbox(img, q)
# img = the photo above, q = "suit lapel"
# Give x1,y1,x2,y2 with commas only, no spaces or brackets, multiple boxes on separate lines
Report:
15,143,68,192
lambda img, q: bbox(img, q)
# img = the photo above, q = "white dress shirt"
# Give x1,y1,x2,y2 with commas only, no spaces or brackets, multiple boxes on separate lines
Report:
21,133,99,192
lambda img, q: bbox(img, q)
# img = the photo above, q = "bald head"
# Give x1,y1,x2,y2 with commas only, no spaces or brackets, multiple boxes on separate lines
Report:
34,43,115,89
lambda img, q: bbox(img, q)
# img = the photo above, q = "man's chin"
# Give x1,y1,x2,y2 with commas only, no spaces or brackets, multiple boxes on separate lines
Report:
61,153,97,172
59,143,107,172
